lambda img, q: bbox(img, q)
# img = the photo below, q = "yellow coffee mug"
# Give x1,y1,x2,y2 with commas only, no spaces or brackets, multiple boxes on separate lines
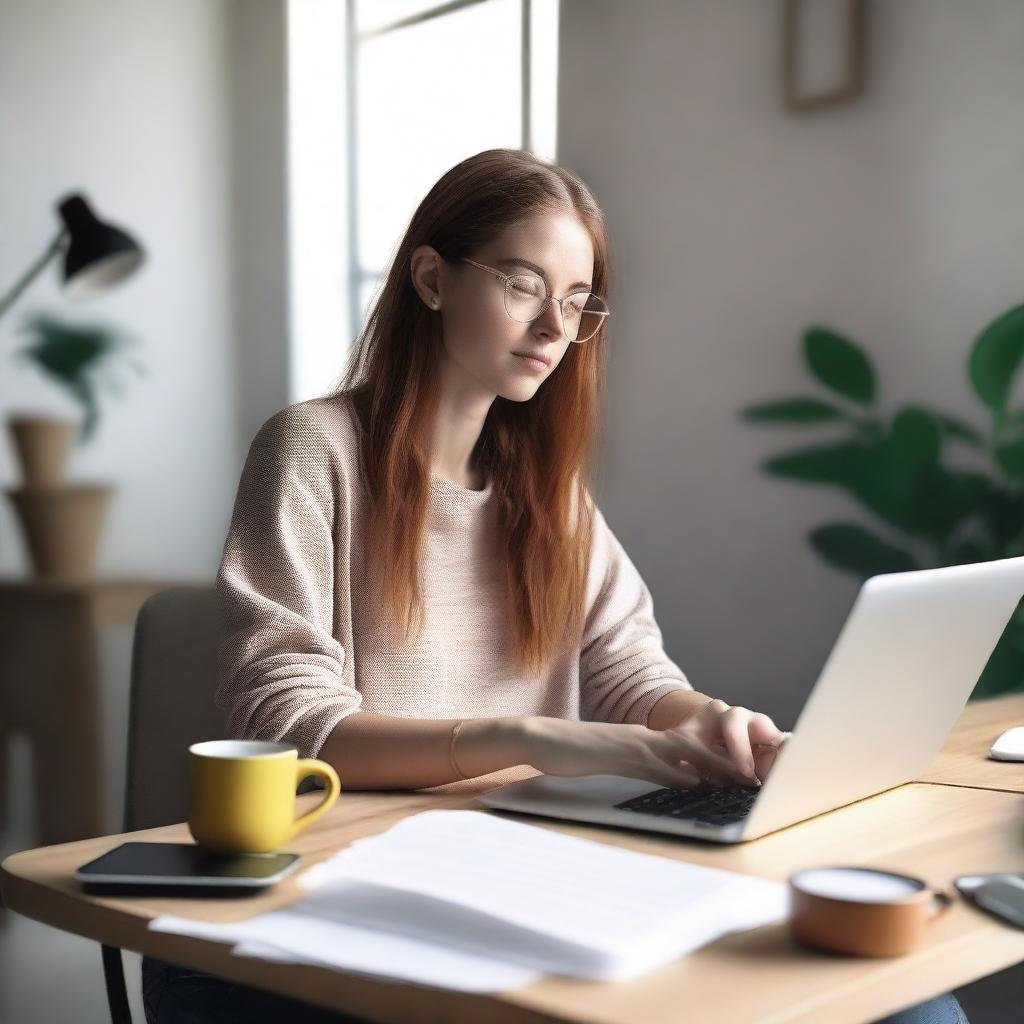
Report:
188,740,340,854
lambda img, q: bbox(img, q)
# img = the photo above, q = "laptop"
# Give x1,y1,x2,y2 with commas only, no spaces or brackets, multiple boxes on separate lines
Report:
480,556,1024,843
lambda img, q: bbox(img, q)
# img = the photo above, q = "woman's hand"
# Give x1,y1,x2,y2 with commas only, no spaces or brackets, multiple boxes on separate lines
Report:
520,702,789,791
660,698,789,787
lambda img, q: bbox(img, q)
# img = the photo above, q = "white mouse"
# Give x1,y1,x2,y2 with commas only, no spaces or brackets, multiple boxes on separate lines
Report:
989,726,1024,761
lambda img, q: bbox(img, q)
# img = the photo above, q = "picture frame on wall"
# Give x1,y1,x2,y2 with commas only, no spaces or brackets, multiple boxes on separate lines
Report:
782,0,867,112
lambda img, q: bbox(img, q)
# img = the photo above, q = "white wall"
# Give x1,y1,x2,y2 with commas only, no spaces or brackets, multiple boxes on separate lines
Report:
0,0,240,580
4,0,1021,730
558,0,1024,727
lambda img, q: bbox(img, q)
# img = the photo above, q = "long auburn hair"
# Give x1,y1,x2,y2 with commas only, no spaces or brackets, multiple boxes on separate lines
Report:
329,148,613,677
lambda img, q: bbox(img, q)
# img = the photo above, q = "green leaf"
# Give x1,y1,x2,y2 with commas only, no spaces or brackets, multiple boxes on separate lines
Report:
803,327,876,406
762,437,988,543
972,604,1024,697
947,536,997,564
761,441,867,486
808,523,918,576
762,440,919,534
925,410,985,448
12,311,142,444
975,490,1024,549
889,407,942,470
968,303,1024,415
740,398,846,423
904,465,991,542
995,433,1024,479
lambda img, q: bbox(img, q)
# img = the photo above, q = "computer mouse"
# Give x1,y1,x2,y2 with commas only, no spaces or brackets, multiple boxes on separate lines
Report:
989,726,1024,761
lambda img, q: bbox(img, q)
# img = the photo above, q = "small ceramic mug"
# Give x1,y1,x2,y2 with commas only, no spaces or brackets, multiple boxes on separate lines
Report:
788,866,953,956
188,740,340,854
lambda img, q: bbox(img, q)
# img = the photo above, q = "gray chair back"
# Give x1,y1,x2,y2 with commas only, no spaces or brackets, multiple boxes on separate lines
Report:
123,586,226,831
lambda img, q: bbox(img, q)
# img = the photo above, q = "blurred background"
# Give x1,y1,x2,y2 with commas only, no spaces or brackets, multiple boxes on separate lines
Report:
1,1,1022,1020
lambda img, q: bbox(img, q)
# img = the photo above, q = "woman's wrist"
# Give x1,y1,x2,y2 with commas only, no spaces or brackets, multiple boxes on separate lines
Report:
453,715,537,778
646,688,716,731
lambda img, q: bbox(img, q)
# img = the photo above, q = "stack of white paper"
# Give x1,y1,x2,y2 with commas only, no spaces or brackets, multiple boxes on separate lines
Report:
151,808,787,991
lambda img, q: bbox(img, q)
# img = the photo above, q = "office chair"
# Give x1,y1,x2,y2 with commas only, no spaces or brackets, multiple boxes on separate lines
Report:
103,585,226,1024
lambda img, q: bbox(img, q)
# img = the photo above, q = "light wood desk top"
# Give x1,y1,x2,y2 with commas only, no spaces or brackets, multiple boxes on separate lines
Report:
917,693,1024,793
4,700,1024,1024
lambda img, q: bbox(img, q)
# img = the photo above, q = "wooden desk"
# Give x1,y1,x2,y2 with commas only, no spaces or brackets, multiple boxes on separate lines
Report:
917,693,1024,793
0,578,200,844
3,775,1024,1024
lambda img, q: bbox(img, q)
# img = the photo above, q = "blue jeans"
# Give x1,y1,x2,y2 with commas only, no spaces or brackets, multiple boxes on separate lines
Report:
141,956,970,1023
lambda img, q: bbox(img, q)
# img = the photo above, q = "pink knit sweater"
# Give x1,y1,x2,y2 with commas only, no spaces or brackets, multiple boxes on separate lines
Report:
214,392,693,768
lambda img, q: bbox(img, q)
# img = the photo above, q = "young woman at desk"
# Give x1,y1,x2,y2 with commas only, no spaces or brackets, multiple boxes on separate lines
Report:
142,150,969,1024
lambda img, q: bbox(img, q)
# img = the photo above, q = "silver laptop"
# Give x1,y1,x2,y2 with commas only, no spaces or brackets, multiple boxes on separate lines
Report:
479,556,1024,843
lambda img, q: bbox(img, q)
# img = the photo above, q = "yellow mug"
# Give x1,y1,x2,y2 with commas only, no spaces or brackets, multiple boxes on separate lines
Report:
188,740,340,854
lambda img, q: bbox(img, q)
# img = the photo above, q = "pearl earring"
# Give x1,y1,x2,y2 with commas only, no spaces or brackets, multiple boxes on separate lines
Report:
431,297,439,308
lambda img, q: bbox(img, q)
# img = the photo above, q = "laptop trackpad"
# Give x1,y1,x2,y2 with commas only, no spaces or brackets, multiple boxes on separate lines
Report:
481,774,661,811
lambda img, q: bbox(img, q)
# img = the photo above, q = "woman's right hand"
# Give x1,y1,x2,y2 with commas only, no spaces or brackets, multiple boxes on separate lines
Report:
520,716,759,791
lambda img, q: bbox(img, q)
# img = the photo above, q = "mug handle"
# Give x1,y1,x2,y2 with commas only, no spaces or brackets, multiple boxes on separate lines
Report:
289,758,341,840
929,889,954,919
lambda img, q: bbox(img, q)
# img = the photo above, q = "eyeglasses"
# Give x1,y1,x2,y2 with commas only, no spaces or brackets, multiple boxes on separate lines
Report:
459,257,609,343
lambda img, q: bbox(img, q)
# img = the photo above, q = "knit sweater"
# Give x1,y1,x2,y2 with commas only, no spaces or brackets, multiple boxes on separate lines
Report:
214,392,693,789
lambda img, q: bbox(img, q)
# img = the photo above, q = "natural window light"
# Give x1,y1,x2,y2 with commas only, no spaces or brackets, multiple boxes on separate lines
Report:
287,0,559,403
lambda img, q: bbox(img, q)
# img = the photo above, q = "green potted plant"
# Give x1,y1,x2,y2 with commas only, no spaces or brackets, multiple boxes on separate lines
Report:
4,311,145,579
740,303,1024,699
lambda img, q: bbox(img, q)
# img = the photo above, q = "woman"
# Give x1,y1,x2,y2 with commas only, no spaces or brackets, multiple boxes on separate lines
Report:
143,149,969,1024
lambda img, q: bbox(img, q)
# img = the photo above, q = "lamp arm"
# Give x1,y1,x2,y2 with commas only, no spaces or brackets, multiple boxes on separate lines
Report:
0,229,67,322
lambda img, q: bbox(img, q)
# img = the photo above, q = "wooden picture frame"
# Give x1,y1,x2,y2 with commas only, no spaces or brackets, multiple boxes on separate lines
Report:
782,0,866,112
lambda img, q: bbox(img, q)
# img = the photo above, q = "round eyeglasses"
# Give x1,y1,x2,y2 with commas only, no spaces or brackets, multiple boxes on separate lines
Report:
459,257,609,343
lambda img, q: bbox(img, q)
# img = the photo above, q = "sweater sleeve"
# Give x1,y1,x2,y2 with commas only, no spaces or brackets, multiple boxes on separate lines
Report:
578,503,693,726
214,403,363,758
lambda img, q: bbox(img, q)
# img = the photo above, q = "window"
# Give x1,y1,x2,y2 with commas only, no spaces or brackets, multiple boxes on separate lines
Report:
287,0,559,402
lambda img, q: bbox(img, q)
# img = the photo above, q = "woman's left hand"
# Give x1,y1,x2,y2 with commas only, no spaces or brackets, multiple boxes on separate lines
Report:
670,699,789,787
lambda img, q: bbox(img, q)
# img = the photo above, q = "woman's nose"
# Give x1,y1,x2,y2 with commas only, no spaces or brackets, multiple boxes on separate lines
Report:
535,297,566,338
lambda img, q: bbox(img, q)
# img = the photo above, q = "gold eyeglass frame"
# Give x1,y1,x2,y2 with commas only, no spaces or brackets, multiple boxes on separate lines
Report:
459,256,610,343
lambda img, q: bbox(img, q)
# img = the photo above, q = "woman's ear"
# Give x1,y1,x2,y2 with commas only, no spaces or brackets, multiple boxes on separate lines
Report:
410,245,443,310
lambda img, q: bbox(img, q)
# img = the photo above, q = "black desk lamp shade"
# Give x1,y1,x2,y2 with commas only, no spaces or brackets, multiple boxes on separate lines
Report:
0,191,146,320
58,194,144,298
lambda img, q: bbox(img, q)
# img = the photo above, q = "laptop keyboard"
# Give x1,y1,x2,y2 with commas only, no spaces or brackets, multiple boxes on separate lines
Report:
613,783,762,826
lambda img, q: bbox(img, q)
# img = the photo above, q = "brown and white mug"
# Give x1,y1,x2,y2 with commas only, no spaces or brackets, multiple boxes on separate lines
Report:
788,866,953,957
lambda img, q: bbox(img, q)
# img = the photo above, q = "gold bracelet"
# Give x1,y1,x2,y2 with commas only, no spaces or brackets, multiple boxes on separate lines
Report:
449,719,470,780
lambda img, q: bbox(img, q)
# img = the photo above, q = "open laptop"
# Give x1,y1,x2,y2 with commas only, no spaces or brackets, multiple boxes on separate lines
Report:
480,555,1024,843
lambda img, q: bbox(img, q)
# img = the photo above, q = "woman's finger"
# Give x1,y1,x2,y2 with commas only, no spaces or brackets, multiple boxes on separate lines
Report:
747,711,787,748
717,706,760,781
708,707,787,784
671,700,754,785
700,733,758,785
753,743,778,782
661,731,752,786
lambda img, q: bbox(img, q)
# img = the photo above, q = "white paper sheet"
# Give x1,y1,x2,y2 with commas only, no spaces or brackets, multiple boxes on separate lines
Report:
150,808,787,989
292,809,789,980
150,909,541,992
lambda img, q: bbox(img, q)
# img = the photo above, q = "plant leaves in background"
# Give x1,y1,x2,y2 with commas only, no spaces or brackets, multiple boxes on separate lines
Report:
968,303,1024,416
745,303,1024,697
947,534,997,564
924,409,985,448
911,465,992,544
803,327,876,406
972,602,1024,698
808,523,918,576
994,431,1024,479
763,427,987,546
740,397,846,423
13,312,143,443
974,490,1024,551
763,440,922,537
889,406,941,470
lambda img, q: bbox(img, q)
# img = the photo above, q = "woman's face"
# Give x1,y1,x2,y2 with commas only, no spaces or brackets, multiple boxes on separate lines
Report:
413,212,596,403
